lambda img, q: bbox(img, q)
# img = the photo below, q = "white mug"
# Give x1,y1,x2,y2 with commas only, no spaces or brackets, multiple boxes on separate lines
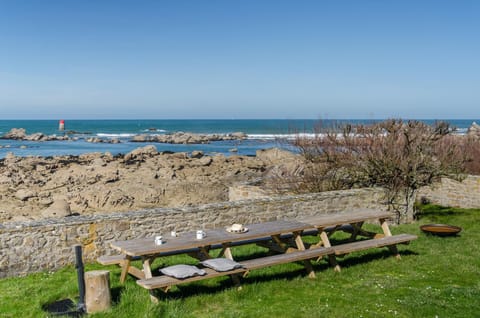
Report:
170,231,177,237
154,235,163,245
196,230,206,240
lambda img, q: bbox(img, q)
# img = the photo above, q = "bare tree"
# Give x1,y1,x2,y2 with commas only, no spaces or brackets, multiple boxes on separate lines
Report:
293,119,468,223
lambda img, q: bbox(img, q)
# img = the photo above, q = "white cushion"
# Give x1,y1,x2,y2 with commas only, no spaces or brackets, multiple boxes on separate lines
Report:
200,258,243,272
160,264,206,279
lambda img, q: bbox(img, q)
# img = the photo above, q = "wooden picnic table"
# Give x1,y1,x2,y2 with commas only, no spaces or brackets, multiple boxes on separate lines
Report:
101,210,417,302
109,220,315,284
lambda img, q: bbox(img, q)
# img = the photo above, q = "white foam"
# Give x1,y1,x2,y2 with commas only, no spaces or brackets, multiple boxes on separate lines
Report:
247,133,323,140
96,133,135,138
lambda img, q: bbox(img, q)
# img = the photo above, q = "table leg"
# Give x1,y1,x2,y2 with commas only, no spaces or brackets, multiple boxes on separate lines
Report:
380,218,401,259
319,229,341,272
219,243,241,288
380,218,392,237
223,244,234,260
198,247,211,261
349,222,364,241
271,234,289,252
293,231,316,279
141,256,159,303
142,257,153,279
120,257,131,284
190,246,211,260
216,243,233,259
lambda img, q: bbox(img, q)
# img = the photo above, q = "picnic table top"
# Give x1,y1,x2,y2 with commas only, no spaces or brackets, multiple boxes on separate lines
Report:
111,219,309,257
110,210,395,257
300,209,394,228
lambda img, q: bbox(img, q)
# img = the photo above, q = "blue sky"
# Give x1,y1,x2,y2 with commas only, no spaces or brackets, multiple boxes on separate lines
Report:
0,1,478,119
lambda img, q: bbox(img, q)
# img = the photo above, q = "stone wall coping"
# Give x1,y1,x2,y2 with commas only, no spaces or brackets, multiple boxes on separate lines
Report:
0,188,380,231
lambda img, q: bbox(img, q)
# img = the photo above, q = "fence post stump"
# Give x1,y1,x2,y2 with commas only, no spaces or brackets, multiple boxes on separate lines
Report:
85,270,111,313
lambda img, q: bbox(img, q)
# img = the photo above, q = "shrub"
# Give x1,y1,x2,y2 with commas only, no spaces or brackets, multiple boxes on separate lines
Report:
293,119,468,223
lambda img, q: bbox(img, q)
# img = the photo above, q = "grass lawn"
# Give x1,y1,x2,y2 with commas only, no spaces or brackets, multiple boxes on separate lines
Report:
1,205,479,318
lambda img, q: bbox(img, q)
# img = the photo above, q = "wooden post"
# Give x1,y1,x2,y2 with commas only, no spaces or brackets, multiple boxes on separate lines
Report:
85,270,111,313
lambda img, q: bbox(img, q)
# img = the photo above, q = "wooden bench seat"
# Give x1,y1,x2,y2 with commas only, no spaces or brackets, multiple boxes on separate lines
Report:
137,267,248,290
332,234,417,256
136,246,334,291
241,246,333,270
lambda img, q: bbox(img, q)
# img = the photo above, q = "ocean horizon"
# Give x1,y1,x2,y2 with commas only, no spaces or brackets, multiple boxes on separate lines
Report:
0,119,477,159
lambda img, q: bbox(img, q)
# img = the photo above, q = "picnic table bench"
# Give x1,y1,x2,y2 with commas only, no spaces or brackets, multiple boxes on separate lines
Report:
99,209,417,302
137,246,333,292
300,209,417,271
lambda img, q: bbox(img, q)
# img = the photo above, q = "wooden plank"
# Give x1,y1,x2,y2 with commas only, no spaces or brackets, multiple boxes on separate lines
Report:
111,220,310,257
332,234,417,255
142,257,153,279
120,258,131,284
318,229,341,272
97,254,142,265
223,245,234,260
97,255,125,265
293,231,315,278
256,241,287,253
380,218,392,237
127,266,145,280
97,254,145,282
300,209,395,228
137,267,248,290
241,246,333,270
137,247,334,291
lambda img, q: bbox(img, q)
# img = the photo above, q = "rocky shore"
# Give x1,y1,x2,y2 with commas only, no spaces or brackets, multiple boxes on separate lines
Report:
0,145,303,223
1,128,72,141
467,122,480,138
1,128,248,144
131,131,247,144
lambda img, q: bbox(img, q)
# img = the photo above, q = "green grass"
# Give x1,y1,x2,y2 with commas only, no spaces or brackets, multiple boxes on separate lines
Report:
1,205,479,317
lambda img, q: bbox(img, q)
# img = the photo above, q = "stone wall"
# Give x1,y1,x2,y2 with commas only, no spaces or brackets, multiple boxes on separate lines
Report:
418,175,480,209
228,185,271,201
0,188,385,278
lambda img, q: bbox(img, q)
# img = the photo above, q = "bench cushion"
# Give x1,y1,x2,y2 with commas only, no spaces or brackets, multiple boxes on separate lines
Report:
160,264,206,279
201,258,243,272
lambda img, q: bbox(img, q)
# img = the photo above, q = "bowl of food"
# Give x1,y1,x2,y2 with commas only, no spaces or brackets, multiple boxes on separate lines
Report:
420,224,462,236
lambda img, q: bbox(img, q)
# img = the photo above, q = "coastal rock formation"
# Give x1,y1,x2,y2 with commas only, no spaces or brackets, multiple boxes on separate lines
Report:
130,131,247,144
3,128,27,139
1,128,71,141
467,122,480,138
0,146,303,222
41,195,72,218
255,148,306,193
1,127,247,145
86,137,121,144
124,145,158,161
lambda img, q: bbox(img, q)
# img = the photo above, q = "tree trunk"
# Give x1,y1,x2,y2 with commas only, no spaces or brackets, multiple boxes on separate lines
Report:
400,189,417,224
85,270,111,313
388,189,417,224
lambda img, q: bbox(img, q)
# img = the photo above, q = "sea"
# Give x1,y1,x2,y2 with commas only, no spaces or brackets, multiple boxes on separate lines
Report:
0,119,477,159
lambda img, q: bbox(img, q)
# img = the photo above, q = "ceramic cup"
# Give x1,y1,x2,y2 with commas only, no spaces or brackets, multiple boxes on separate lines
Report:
170,231,177,237
154,235,163,245
196,230,206,240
